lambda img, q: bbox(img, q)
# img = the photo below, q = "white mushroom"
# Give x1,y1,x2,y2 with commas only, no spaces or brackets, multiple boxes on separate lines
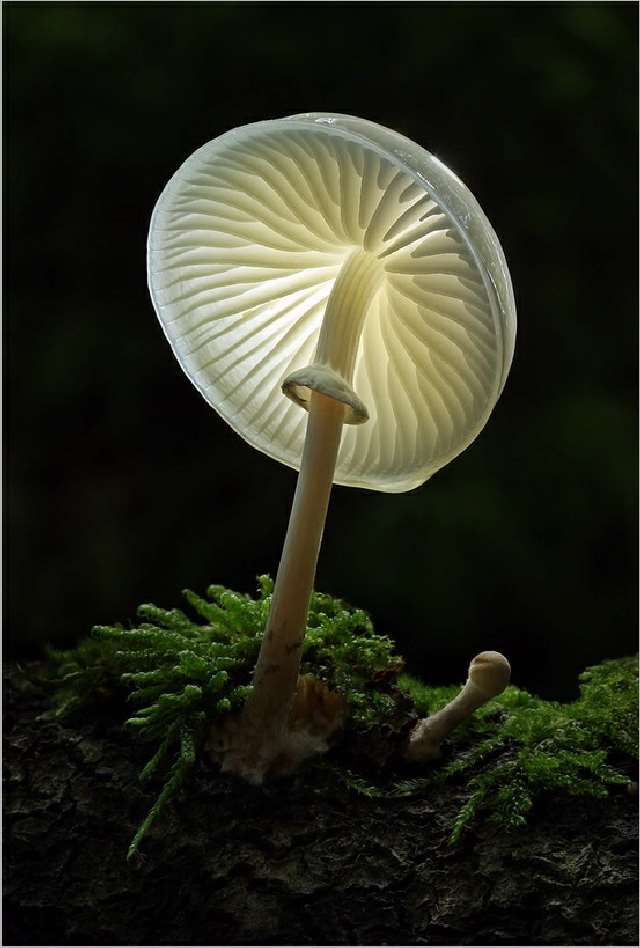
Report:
147,113,517,779
405,651,512,762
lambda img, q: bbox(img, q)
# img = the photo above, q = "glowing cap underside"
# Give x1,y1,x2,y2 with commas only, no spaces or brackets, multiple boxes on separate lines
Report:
148,114,516,492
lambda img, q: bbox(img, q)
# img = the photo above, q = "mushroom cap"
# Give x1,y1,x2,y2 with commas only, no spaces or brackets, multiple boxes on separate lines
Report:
468,650,511,698
148,113,516,493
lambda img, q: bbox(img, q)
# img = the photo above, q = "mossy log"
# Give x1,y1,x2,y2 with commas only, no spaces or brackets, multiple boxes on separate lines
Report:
4,663,638,947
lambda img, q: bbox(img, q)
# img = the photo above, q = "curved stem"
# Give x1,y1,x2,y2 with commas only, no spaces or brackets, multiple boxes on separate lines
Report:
315,249,383,377
240,251,382,752
244,390,344,728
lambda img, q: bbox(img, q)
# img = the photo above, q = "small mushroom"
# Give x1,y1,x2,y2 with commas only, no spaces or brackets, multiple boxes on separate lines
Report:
147,114,517,779
405,651,512,762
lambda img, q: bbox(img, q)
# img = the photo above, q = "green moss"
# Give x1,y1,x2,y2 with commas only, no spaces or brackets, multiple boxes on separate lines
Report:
45,577,403,858
45,580,637,859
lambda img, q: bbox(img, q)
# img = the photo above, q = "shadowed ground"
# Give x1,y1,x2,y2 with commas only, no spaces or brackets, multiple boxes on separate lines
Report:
5,664,638,946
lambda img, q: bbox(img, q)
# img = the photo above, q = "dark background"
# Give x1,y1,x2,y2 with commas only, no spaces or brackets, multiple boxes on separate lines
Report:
5,2,637,699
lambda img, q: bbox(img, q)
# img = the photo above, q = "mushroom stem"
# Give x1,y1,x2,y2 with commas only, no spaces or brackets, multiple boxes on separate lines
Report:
243,389,344,729
405,651,511,762
242,250,383,738
232,249,383,774
315,249,382,377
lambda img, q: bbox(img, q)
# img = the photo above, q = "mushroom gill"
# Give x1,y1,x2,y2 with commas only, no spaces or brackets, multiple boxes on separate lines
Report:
148,115,514,494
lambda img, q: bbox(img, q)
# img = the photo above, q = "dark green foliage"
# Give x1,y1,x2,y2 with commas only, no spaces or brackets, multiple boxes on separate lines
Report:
46,577,403,859
45,637,125,717
574,656,638,756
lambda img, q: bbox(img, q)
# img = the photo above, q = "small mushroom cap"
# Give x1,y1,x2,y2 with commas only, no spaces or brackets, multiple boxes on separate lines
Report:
468,650,511,698
148,113,516,492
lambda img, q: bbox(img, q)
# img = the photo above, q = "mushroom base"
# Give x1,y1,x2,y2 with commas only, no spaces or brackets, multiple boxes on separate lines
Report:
207,674,347,783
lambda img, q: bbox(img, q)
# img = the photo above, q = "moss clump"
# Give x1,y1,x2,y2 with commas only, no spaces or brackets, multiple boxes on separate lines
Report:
46,577,403,859
46,580,637,859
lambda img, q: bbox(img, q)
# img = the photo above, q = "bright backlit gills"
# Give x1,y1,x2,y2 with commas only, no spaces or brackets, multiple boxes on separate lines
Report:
148,113,516,492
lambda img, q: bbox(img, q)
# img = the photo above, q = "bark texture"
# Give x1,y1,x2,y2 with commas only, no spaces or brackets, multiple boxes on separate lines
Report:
4,663,638,947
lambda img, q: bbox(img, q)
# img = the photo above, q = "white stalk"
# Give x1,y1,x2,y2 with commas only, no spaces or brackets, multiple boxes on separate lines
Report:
244,389,344,727
405,651,511,762
242,250,382,739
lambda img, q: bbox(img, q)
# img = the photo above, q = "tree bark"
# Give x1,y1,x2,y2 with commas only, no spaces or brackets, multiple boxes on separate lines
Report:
4,663,638,947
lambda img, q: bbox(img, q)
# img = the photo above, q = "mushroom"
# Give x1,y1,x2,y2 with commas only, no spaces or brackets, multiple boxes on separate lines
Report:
147,113,517,780
405,651,512,762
